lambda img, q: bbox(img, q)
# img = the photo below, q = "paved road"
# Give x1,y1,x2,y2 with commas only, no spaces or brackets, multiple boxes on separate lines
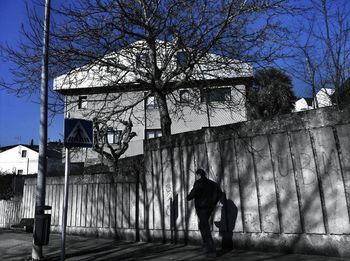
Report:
2,230,350,261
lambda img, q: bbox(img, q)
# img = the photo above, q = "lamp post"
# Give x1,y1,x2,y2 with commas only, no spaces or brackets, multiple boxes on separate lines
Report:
32,0,51,259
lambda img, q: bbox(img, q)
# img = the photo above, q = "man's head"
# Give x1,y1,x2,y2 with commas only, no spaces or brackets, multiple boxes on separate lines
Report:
196,168,206,178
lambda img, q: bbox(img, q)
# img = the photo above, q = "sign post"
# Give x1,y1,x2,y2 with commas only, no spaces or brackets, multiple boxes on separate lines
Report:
61,118,93,261
61,146,70,261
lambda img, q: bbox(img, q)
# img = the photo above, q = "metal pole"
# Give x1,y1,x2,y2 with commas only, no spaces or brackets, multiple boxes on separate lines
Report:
32,0,51,259
61,148,70,261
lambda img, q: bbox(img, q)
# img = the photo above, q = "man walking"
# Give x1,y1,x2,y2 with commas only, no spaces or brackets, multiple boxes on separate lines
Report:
187,168,223,257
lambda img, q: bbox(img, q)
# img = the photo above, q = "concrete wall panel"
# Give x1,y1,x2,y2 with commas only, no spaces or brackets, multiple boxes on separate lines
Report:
27,184,33,218
58,185,64,226
183,145,197,231
138,177,145,230
48,185,55,225
162,148,173,231
194,143,208,174
96,184,104,228
152,150,164,230
109,184,116,229
172,147,185,231
130,183,136,229
252,135,279,233
116,183,123,228
92,183,99,228
144,151,154,230
72,184,78,227
53,185,60,226
86,184,93,227
103,184,110,228
221,138,243,232
75,184,82,227
269,133,301,234
122,184,130,228
81,184,87,227
311,127,350,234
206,141,223,232
236,138,260,233
291,130,325,234
336,124,350,227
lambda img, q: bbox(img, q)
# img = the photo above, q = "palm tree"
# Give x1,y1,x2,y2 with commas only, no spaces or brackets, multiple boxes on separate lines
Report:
248,68,296,119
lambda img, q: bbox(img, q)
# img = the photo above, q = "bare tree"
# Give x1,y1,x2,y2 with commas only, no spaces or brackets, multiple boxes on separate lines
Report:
286,0,350,107
1,0,295,163
93,118,136,169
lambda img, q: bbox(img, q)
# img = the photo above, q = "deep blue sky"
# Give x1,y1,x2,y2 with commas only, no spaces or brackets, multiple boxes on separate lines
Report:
0,1,63,146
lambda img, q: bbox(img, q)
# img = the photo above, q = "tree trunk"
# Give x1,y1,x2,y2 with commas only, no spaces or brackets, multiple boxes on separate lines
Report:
155,91,172,138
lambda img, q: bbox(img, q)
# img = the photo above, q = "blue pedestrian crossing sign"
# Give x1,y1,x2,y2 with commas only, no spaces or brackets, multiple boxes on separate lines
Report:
64,118,93,148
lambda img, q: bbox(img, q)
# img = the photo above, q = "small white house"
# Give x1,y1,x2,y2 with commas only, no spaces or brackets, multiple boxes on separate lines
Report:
294,97,314,111
316,88,335,107
294,88,335,112
0,144,63,175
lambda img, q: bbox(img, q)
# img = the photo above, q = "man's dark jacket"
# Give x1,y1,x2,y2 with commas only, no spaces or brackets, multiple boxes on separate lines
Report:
187,176,222,210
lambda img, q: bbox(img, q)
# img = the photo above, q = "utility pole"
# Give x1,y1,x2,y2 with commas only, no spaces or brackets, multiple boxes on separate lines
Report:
32,0,51,259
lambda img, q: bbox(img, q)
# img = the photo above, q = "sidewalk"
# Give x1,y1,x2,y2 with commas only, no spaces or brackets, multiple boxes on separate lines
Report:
1,230,350,261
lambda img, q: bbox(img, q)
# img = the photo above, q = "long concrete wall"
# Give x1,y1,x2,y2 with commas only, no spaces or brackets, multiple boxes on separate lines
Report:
2,107,350,257
142,107,350,257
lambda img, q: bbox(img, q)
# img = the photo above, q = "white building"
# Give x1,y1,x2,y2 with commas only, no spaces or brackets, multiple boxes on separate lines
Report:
0,145,38,175
294,88,335,112
294,97,314,111
0,144,63,175
316,88,335,107
54,40,253,160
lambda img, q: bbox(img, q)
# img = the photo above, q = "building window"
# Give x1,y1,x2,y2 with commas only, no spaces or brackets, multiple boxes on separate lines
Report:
145,129,162,139
106,129,122,144
179,90,191,104
21,150,27,158
17,169,23,175
145,95,158,109
201,87,231,103
176,51,188,67
78,96,87,109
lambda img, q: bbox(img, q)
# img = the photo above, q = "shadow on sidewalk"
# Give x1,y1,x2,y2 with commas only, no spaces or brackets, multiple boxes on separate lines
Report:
45,241,206,261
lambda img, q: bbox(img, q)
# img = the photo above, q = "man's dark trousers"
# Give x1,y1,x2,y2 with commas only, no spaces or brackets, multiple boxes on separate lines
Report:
197,208,215,253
